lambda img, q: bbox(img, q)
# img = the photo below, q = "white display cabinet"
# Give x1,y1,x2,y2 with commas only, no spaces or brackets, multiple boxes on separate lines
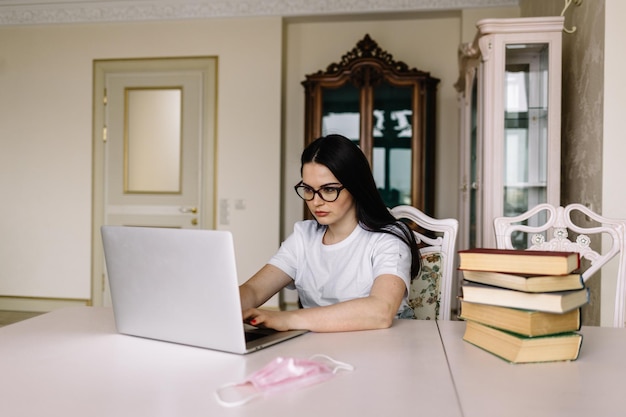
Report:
455,17,564,250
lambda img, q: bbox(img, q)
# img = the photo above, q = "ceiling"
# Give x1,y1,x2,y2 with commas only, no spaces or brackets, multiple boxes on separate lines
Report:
0,0,519,26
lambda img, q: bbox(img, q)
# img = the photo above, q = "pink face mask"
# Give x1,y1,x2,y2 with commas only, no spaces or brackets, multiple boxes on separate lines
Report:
215,354,354,407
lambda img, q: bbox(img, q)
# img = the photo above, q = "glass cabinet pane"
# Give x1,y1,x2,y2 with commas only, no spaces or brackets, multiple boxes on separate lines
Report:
504,43,550,248
321,83,360,141
469,80,479,247
372,82,413,207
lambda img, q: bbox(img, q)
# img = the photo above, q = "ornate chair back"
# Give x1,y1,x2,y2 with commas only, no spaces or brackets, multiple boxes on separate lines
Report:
391,205,459,320
493,203,626,327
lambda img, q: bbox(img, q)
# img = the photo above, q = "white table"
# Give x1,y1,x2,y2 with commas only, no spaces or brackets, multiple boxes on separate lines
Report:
5,307,626,417
437,320,626,417
0,307,461,417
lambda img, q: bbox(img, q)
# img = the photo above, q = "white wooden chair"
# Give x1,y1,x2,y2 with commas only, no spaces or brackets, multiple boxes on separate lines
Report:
390,205,459,320
493,203,626,327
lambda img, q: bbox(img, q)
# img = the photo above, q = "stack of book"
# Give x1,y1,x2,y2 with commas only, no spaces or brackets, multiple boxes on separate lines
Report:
458,248,589,364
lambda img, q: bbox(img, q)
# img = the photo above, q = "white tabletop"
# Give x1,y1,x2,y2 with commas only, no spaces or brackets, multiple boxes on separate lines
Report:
0,307,461,417
437,320,626,417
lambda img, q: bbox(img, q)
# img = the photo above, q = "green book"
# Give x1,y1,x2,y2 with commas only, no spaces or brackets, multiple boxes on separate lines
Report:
463,320,583,364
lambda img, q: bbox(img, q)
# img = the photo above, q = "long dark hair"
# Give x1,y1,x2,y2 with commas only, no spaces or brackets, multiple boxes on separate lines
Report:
301,134,421,278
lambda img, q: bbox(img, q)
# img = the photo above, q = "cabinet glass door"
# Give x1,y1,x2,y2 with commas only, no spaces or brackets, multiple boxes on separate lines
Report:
504,43,549,248
372,83,413,207
320,82,413,208
469,80,479,248
321,83,360,141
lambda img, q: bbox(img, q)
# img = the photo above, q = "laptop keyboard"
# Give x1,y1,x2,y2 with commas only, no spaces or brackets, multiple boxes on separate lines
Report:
244,327,278,343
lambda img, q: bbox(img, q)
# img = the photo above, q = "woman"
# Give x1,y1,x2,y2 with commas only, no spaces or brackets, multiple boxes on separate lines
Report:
239,134,420,332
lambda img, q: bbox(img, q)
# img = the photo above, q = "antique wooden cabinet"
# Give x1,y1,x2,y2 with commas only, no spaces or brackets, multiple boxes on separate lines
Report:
302,34,439,213
455,17,564,250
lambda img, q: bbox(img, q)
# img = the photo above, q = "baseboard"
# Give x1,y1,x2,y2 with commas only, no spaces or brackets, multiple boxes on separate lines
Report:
0,296,91,312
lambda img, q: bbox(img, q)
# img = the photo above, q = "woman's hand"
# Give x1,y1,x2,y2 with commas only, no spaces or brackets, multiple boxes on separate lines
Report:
243,308,294,332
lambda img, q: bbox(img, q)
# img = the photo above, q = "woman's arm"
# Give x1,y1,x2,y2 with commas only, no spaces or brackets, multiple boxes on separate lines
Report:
239,264,294,311
242,274,406,332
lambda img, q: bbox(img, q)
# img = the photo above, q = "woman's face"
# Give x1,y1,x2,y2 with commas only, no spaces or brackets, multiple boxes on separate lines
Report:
301,162,356,228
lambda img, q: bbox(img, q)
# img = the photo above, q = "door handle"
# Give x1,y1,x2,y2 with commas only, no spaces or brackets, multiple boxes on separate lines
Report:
179,207,198,214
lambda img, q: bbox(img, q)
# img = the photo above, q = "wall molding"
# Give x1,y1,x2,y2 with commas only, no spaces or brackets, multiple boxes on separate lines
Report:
0,0,518,26
0,295,90,312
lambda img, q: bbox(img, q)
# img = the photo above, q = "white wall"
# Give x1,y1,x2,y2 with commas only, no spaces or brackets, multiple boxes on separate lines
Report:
0,17,283,307
1,6,539,311
602,0,626,326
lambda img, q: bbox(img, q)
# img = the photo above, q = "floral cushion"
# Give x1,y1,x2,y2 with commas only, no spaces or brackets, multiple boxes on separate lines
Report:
407,252,442,320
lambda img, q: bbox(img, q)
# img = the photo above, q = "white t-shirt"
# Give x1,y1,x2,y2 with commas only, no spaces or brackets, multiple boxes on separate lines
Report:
268,220,412,314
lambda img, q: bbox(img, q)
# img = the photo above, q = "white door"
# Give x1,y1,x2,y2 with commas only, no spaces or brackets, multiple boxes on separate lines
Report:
105,72,202,228
92,58,217,306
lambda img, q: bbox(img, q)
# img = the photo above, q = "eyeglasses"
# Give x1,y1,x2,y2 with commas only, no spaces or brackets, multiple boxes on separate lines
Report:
294,181,345,202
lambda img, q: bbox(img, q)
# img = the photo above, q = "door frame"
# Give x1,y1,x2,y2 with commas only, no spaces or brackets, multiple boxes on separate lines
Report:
91,57,218,307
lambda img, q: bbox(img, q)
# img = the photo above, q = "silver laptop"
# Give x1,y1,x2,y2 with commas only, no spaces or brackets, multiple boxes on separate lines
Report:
101,226,307,354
